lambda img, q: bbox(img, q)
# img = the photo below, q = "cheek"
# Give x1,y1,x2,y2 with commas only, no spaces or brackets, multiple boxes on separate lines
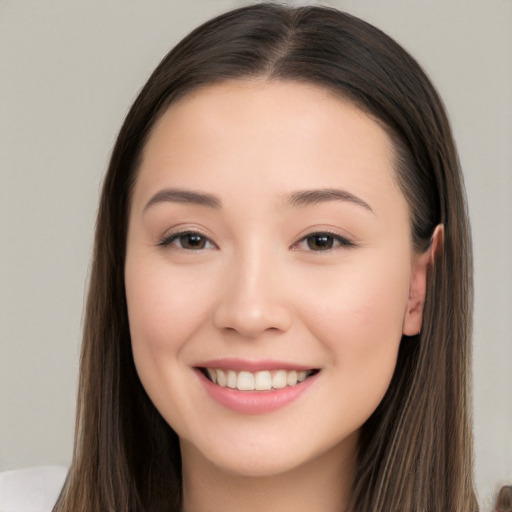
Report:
124,256,215,382
300,255,410,402
304,255,408,337
124,258,219,435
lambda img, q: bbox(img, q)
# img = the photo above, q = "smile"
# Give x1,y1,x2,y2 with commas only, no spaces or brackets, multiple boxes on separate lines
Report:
202,368,317,391
195,360,321,413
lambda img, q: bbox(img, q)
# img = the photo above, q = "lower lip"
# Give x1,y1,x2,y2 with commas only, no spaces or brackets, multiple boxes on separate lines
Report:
196,369,318,414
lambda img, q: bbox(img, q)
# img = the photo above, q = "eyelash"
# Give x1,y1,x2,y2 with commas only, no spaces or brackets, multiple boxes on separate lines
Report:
292,231,354,252
157,230,354,252
157,230,216,251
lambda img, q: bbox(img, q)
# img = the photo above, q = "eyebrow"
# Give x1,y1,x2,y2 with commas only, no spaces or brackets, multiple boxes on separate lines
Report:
142,187,373,214
143,188,222,212
286,188,374,214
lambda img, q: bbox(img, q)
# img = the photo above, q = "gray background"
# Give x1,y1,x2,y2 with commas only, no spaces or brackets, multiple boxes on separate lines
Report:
1,1,511,510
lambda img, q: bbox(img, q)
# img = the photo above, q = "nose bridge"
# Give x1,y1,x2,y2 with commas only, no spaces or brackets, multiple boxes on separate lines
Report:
213,239,292,337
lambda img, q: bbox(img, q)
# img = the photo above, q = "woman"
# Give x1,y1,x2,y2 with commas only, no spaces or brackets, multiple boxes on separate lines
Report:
54,4,477,511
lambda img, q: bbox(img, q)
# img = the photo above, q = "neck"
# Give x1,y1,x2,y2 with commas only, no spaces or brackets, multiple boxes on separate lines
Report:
180,436,357,512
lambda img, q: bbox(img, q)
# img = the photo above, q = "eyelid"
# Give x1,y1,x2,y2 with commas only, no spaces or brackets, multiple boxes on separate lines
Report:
291,229,355,252
157,228,217,250
155,226,354,252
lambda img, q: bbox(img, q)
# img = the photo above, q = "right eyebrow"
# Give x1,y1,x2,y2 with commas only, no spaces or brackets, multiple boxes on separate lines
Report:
286,188,374,214
143,188,223,213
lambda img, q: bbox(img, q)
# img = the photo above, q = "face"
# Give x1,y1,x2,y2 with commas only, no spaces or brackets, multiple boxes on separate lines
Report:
125,80,429,478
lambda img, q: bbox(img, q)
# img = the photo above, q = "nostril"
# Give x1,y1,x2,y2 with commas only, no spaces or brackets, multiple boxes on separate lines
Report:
212,303,294,338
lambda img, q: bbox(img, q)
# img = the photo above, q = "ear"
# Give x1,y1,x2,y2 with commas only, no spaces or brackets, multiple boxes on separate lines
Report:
402,224,444,336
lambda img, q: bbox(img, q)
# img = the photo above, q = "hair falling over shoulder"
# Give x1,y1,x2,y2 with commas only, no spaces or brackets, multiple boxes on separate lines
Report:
53,4,477,511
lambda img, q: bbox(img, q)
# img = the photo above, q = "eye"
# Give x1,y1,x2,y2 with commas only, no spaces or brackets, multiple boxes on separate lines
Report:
158,231,216,251
294,232,354,252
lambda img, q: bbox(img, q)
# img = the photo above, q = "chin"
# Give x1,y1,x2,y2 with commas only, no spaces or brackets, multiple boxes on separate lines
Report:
180,426,358,480
207,450,313,479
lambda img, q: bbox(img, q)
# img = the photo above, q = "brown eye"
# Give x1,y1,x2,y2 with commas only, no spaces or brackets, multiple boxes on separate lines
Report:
307,234,335,251
178,233,207,250
159,231,215,250
293,232,354,252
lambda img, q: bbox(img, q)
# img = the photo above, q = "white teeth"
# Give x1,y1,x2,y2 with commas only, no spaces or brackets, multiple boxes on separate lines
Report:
216,369,227,387
255,371,272,390
227,370,237,389
237,371,255,390
206,368,314,391
287,370,298,386
206,368,217,384
272,370,287,389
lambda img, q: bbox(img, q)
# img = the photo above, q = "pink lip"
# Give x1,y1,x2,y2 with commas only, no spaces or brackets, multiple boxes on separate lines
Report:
196,358,314,372
195,367,319,415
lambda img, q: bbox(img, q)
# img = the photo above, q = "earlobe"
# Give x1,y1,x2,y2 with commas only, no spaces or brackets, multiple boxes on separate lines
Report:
402,224,444,336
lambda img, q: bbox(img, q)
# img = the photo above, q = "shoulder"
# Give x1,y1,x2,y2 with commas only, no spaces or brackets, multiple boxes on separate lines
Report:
0,466,67,512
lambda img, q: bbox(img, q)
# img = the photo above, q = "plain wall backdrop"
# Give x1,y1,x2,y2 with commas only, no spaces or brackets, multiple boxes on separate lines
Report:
1,0,511,510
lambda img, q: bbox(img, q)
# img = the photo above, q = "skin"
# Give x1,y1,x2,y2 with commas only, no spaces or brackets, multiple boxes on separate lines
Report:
124,80,434,512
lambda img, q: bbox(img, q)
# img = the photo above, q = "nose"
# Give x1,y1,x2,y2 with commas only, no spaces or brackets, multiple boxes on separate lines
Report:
213,248,293,338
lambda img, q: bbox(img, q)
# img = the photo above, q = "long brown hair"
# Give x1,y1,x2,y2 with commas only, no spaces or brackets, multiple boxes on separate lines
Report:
54,4,476,511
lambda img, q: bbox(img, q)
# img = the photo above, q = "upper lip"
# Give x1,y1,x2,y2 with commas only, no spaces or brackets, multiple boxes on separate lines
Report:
195,358,317,372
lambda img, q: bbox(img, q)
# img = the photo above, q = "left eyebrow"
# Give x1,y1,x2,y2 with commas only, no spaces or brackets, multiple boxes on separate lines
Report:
143,188,223,213
285,188,374,214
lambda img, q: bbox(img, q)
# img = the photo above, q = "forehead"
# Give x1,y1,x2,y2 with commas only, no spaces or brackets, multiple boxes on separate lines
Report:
134,80,406,218
144,80,392,163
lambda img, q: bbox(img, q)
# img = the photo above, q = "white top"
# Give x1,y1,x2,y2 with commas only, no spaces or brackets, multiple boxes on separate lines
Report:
0,466,67,512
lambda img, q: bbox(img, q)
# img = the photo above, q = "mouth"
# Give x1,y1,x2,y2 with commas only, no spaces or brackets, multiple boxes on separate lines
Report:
199,367,320,392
